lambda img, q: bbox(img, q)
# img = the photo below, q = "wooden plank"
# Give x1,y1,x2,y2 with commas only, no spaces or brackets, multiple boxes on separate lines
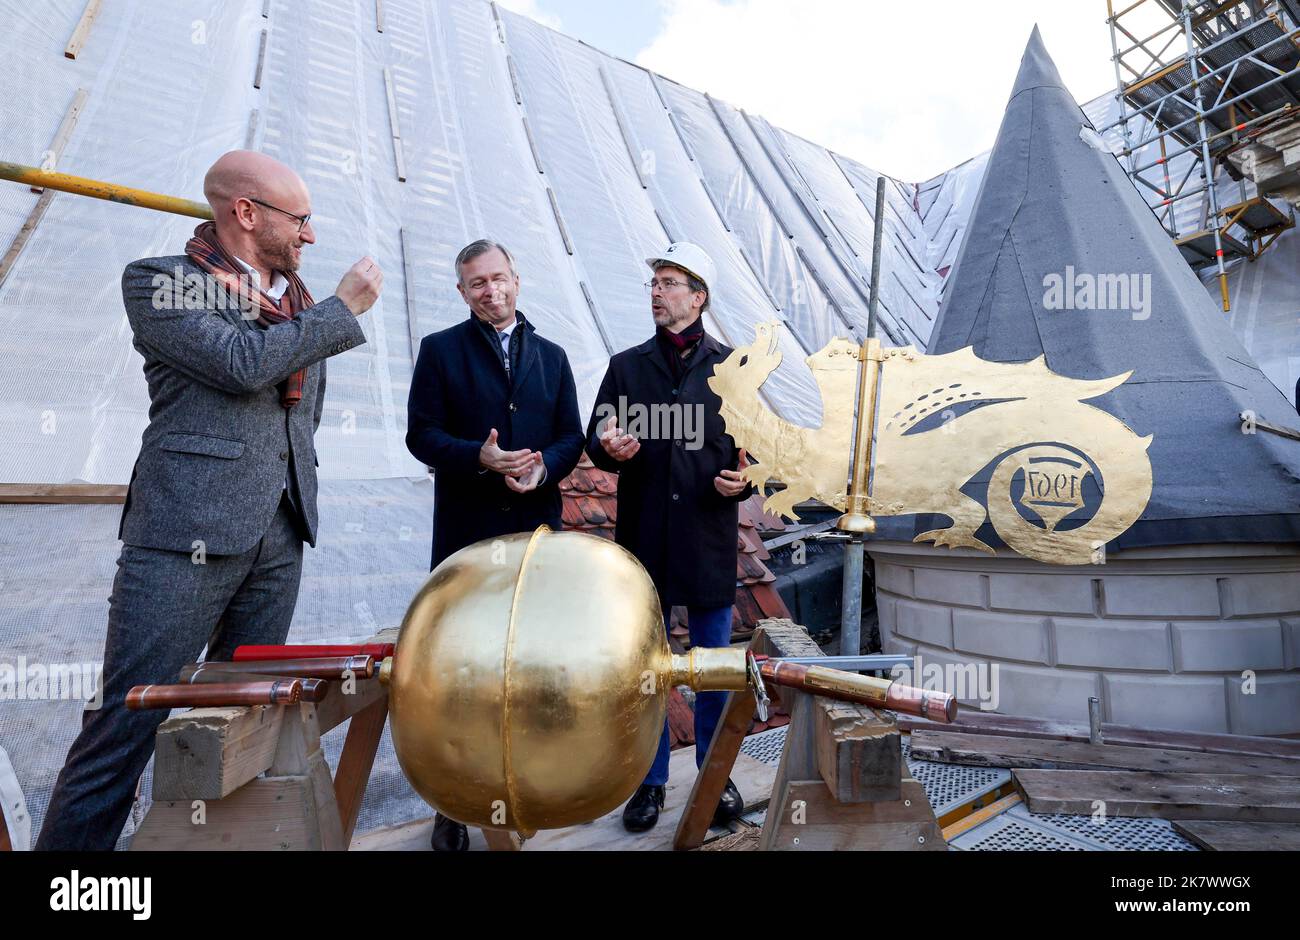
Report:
0,745,28,851
400,227,419,366
32,88,89,192
899,710,1300,760
697,822,761,851
1013,770,1300,822
132,775,328,850
763,777,944,851
522,747,775,851
909,730,1300,777
332,696,388,843
940,792,1021,843
0,191,57,290
151,705,284,802
244,109,261,151
0,483,127,504
382,67,406,182
671,689,754,850
315,674,385,734
351,746,771,853
64,0,102,59
1171,820,1300,852
757,617,899,802
481,829,524,851
253,29,268,89
816,700,901,803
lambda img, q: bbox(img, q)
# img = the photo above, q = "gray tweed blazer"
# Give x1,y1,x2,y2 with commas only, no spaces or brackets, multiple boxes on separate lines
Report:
117,255,367,555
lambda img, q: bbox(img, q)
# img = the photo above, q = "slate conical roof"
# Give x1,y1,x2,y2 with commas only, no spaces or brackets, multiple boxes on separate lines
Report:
927,27,1300,548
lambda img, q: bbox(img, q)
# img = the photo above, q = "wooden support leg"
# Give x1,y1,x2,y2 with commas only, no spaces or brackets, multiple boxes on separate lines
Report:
133,703,346,851
481,829,525,851
333,696,389,845
672,689,754,850
758,689,944,851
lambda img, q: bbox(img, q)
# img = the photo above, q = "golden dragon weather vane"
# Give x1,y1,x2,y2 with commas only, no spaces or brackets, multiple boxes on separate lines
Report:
709,323,1153,566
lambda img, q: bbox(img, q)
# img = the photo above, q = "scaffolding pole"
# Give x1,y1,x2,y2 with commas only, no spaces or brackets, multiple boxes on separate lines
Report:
1104,0,1300,311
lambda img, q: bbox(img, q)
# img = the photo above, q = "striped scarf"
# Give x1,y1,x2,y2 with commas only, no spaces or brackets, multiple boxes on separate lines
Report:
185,221,314,408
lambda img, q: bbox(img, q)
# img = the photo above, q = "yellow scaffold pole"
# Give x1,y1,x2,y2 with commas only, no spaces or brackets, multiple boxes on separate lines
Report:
0,161,213,220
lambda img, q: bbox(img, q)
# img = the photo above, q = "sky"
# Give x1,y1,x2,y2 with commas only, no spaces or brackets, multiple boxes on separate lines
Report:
495,0,1132,182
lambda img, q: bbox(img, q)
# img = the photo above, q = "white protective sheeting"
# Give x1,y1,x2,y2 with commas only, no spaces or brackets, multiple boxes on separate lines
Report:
3,0,1297,845
0,478,436,845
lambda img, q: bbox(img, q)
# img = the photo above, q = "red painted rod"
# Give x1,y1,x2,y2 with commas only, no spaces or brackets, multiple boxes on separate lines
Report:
233,643,394,662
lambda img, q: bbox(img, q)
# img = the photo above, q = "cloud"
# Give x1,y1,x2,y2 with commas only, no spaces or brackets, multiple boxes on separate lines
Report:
635,0,1121,181
495,0,563,30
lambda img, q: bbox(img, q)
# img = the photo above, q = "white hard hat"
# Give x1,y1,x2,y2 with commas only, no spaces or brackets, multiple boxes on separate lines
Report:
645,242,716,295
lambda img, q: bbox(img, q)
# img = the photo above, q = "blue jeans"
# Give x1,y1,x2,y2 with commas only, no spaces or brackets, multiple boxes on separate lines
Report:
643,605,733,787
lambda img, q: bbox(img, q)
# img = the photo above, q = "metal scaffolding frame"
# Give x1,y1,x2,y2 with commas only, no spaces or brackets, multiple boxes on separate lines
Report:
1102,0,1299,310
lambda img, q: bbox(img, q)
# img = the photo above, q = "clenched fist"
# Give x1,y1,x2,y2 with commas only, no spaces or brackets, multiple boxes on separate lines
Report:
336,256,384,316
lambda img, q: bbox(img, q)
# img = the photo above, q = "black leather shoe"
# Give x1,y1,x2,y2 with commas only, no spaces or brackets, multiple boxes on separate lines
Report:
430,812,469,852
622,783,666,832
713,778,744,826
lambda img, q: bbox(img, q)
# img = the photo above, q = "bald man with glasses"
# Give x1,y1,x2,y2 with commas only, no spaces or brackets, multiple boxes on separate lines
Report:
36,150,382,850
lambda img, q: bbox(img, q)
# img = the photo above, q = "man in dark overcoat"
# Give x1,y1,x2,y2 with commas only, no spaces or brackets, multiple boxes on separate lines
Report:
406,238,584,849
585,242,752,833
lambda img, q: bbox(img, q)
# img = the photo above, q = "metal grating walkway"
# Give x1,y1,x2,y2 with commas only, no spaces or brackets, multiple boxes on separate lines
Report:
736,726,1200,850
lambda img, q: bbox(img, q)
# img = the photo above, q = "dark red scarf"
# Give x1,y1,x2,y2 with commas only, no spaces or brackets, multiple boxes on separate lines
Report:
658,317,704,350
185,221,314,408
656,317,704,380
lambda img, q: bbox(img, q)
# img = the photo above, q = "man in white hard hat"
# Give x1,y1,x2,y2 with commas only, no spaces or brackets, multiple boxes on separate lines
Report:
585,242,752,833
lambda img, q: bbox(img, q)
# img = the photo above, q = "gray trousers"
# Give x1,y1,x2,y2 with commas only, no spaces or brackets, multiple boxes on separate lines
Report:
35,493,304,851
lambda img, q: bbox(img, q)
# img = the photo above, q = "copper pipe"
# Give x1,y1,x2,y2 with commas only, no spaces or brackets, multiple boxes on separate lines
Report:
125,679,302,710
177,666,328,703
233,643,394,662
183,655,374,680
759,660,956,722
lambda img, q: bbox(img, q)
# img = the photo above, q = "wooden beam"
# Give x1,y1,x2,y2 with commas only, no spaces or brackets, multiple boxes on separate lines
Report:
899,710,1300,760
151,705,285,802
64,0,102,60
909,730,1300,777
253,29,268,89
481,829,524,851
759,618,900,802
314,675,385,735
244,109,261,151
382,67,406,182
1013,769,1300,822
0,484,127,504
332,696,388,843
149,676,384,803
672,689,755,850
0,191,57,291
32,89,89,193
132,771,337,850
816,700,902,803
1,89,91,288
1171,820,1300,851
400,227,419,365
762,778,944,851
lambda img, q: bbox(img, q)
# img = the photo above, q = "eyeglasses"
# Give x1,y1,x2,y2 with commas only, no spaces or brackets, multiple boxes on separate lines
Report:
644,278,691,291
243,197,312,234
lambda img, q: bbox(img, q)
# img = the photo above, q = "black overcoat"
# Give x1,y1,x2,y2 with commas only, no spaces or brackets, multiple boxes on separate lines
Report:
407,311,584,568
585,332,751,608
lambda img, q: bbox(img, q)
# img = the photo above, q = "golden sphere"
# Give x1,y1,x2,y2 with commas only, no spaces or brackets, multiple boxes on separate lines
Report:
387,527,669,834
